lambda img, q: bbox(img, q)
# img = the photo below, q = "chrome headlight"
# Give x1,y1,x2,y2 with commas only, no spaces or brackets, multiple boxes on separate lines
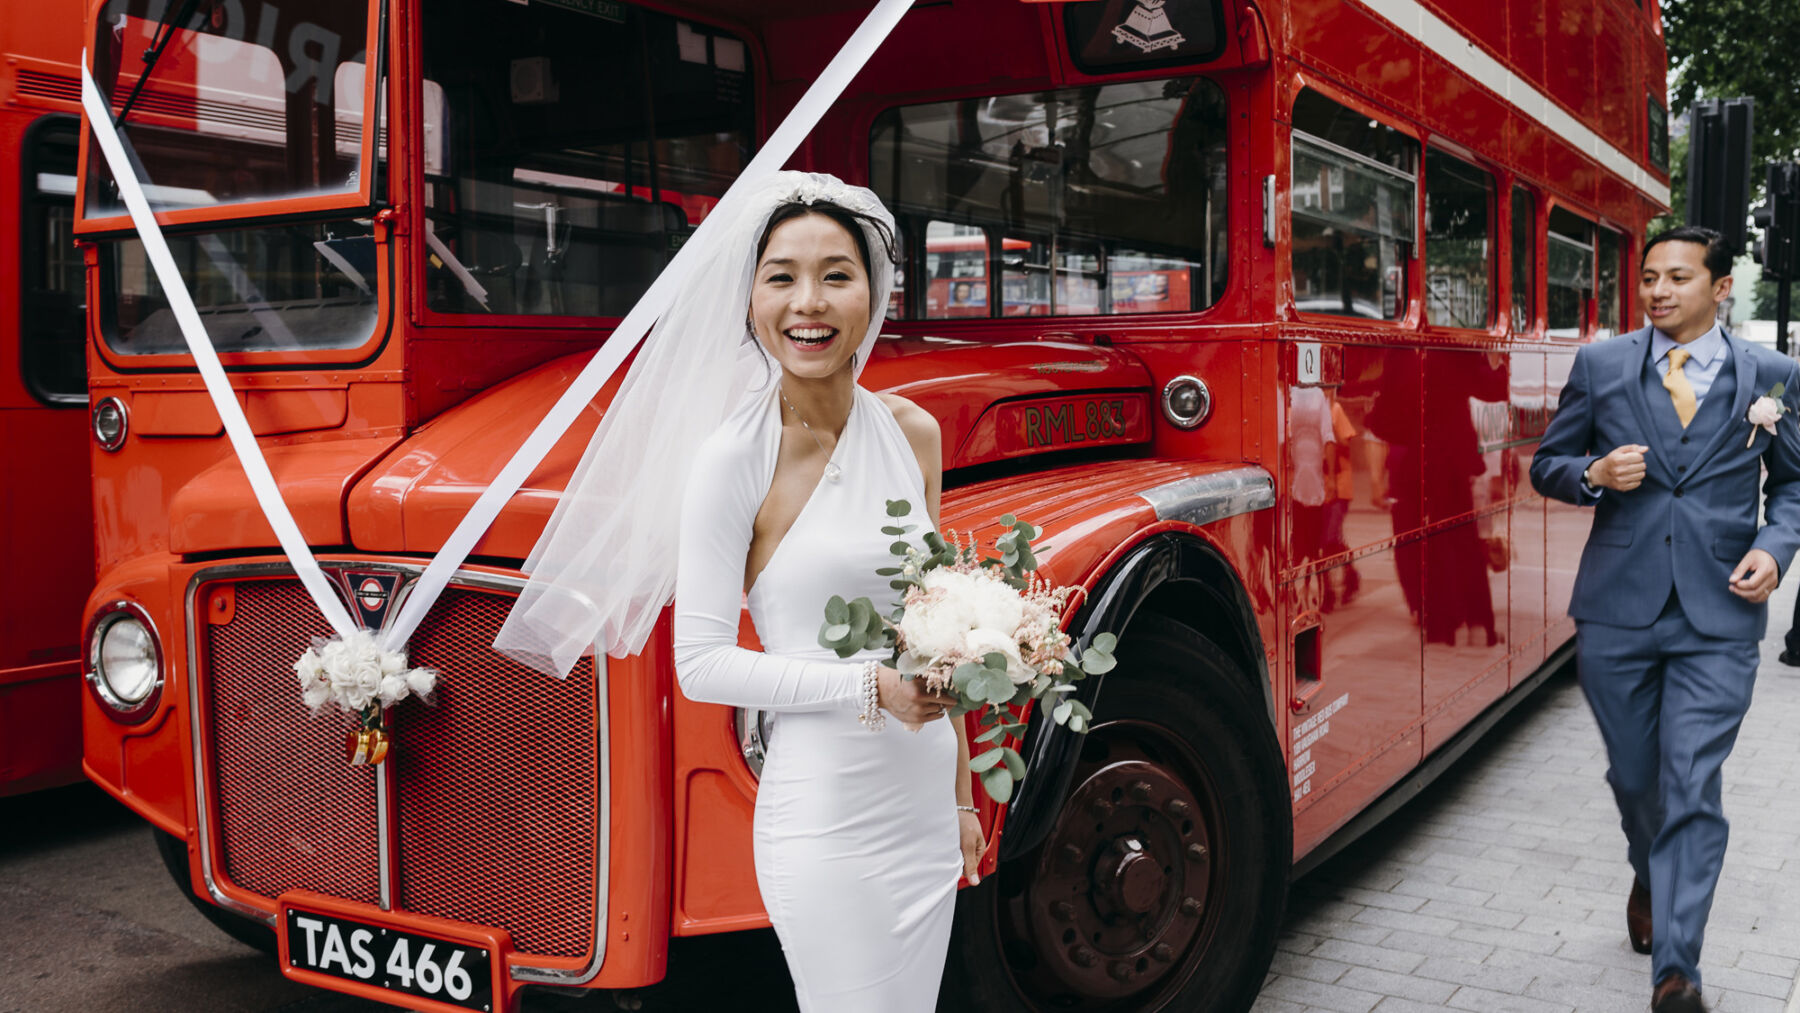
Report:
735,708,771,779
1161,375,1212,429
86,601,163,723
92,397,128,451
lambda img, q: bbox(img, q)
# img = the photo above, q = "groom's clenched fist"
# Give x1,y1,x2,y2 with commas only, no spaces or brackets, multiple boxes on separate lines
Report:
1586,444,1650,492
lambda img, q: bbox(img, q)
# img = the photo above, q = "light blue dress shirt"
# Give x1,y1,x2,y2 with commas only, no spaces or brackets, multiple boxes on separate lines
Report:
1651,324,1728,408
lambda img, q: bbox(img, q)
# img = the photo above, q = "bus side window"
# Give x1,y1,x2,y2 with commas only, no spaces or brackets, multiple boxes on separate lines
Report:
1423,149,1494,330
1595,226,1623,339
871,77,1228,321
1511,185,1536,334
924,221,991,320
1546,207,1596,338
22,117,85,404
1289,89,1418,322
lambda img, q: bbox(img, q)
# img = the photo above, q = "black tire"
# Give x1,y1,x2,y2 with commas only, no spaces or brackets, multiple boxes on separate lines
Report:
153,829,278,955
943,617,1290,1013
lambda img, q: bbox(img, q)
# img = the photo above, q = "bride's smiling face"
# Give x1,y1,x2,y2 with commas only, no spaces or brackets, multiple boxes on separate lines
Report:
750,212,871,383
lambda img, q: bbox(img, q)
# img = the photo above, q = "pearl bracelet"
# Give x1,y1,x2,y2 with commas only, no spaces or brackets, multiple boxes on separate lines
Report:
857,660,885,732
956,805,979,815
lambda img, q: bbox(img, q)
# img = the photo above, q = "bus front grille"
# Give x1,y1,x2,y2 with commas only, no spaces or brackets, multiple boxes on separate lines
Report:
206,580,382,906
395,587,600,959
201,576,600,961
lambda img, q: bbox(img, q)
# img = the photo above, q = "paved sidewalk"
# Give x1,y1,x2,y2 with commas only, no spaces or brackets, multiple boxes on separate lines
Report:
1252,587,1800,1013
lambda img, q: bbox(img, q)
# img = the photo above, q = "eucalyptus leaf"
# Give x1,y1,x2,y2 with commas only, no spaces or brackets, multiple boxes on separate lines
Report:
825,596,850,625
1774,382,1788,399
976,725,1009,744
1000,747,1026,780
969,748,1004,773
1081,651,1116,675
970,667,1015,704
887,500,911,517
823,623,851,642
890,540,912,555
1068,715,1087,733
881,526,907,537
1053,699,1073,724
875,566,902,576
1090,632,1118,653
980,765,1015,803
952,662,985,694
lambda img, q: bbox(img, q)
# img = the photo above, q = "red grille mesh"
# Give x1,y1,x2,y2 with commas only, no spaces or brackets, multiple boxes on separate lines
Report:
394,588,600,960
206,580,381,906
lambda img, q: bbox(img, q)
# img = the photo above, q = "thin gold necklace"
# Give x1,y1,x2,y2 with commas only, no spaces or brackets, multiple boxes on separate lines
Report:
780,387,843,483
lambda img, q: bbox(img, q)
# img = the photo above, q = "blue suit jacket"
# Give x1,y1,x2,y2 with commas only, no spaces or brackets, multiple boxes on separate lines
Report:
1530,326,1800,640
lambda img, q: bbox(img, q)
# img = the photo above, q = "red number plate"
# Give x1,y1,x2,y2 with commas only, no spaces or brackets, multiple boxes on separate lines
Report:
998,394,1149,456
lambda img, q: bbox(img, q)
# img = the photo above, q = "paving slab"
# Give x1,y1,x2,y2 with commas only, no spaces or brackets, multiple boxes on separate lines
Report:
1254,578,1800,1013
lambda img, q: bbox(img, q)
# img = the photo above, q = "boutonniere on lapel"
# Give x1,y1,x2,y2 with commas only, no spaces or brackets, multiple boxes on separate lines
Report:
1747,383,1790,447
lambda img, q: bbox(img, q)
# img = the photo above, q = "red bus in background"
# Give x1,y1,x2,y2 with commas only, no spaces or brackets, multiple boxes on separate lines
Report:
71,0,1668,1009
0,7,92,795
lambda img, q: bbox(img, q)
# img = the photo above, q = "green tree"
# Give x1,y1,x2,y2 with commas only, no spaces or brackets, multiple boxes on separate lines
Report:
1663,0,1800,314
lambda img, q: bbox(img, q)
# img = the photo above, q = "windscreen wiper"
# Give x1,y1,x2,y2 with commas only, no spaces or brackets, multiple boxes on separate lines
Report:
111,0,203,129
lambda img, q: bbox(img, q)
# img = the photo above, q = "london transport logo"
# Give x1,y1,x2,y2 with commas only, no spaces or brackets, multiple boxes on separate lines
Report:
1113,0,1185,54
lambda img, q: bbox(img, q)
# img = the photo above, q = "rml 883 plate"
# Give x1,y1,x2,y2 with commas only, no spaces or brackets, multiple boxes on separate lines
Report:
284,906,496,1011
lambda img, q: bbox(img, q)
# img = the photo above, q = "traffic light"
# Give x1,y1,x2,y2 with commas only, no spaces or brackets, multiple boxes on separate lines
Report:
1687,99,1755,255
1753,162,1799,283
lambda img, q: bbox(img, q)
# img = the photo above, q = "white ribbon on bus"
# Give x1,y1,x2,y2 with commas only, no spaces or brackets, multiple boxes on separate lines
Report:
78,0,914,663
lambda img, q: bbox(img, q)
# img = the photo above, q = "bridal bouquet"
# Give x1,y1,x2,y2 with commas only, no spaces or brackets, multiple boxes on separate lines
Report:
293,629,438,766
818,501,1116,802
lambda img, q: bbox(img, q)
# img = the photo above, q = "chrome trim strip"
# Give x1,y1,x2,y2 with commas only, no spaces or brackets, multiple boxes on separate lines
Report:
1138,467,1277,527
377,771,393,912
183,559,612,979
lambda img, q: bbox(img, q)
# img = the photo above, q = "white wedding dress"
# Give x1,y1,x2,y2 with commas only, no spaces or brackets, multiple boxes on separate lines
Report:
674,384,963,1012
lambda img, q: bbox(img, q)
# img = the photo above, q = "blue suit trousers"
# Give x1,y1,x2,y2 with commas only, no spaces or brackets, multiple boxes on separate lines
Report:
1575,596,1759,991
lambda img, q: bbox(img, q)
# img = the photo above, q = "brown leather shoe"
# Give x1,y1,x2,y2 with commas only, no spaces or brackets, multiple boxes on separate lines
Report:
1652,973,1707,1012
1628,878,1652,955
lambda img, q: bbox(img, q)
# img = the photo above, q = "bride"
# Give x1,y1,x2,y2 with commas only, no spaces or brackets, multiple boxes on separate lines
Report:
497,173,983,1011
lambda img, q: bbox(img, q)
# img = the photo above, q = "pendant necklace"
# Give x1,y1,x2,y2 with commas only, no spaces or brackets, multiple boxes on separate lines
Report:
780,387,843,483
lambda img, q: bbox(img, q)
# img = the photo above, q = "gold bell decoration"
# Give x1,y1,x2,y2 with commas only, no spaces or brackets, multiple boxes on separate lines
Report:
345,708,391,766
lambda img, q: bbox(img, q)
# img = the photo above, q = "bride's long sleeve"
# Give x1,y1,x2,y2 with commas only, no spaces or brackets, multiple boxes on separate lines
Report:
673,427,862,712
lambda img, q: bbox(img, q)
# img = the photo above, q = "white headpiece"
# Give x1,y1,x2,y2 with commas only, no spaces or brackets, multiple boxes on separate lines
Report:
495,171,898,676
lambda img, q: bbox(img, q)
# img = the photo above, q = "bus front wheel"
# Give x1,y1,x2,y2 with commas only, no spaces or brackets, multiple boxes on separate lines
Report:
946,619,1289,1013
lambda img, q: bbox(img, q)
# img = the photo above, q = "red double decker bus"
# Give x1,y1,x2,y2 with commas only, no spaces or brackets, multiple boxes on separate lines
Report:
71,0,1669,1009
0,8,91,796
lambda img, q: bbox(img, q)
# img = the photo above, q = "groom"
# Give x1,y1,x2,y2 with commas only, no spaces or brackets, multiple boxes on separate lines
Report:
1530,225,1800,1013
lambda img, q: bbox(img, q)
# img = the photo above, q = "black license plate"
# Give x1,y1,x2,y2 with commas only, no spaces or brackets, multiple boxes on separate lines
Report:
284,908,495,1011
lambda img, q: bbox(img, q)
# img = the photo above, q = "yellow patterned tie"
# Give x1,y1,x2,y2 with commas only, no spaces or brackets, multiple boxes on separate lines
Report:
1663,347,1697,428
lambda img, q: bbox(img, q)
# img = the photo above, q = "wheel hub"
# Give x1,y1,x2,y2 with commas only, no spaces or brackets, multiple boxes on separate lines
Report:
1025,758,1213,1000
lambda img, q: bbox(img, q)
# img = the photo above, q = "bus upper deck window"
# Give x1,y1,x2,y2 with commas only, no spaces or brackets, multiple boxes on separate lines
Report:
1289,89,1418,322
1547,208,1596,338
1423,149,1495,331
870,78,1229,321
